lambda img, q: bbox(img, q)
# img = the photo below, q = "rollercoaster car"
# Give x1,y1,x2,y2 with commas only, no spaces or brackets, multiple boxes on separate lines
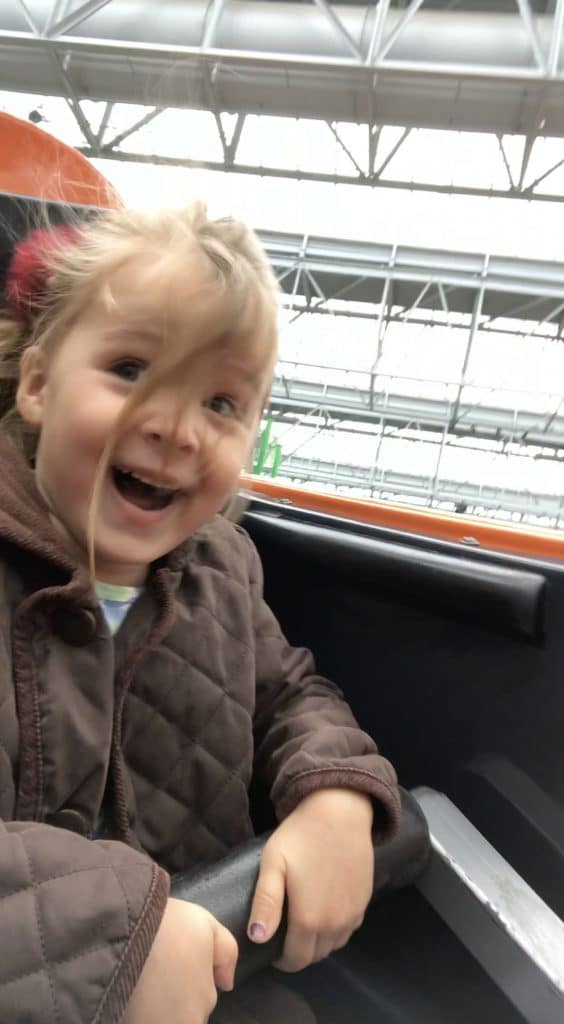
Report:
1,112,564,1024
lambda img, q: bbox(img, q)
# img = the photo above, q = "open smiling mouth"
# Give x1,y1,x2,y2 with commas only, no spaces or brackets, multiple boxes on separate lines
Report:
111,467,180,512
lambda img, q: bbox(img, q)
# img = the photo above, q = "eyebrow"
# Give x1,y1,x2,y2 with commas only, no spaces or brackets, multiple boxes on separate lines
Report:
102,326,163,346
218,358,270,392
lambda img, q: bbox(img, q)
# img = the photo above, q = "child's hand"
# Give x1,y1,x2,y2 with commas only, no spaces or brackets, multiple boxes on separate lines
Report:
247,788,374,972
122,897,238,1024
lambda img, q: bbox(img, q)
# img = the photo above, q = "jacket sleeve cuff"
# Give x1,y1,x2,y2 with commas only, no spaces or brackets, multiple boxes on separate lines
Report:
274,766,402,842
96,862,170,1024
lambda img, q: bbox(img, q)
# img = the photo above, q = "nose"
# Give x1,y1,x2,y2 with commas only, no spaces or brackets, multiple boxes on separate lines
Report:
140,393,203,453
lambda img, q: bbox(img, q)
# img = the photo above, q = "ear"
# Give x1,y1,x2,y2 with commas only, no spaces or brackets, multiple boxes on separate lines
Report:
16,346,47,429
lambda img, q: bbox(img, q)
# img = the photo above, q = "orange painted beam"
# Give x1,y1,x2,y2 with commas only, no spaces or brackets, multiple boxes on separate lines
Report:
0,112,120,207
242,476,564,562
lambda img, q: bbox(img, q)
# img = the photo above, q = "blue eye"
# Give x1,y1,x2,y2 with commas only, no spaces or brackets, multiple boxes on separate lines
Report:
111,360,146,382
206,394,237,417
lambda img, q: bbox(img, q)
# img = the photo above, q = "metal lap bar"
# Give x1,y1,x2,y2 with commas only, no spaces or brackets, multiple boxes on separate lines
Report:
413,787,564,1024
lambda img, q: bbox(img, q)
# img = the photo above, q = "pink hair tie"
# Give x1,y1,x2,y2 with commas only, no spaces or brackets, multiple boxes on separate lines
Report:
6,225,79,324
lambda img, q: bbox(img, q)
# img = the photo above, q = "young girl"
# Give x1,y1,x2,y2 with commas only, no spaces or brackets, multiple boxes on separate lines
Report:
0,201,400,1024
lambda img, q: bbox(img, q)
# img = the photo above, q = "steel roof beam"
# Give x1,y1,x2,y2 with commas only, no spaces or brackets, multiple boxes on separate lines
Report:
277,454,564,522
4,3,564,136
45,0,114,39
269,379,564,449
260,231,564,318
71,143,564,203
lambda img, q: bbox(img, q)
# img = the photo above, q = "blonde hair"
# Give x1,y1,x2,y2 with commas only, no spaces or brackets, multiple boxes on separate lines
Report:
0,201,279,571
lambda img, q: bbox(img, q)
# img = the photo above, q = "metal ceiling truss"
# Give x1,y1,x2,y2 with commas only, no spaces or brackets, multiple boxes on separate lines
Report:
270,410,564,463
268,371,564,450
261,230,564,324
5,1,564,200
259,230,564,523
275,454,564,526
277,298,564,344
74,140,564,205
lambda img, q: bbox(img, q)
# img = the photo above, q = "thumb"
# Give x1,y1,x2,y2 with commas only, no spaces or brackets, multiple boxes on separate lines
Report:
212,919,239,992
247,845,286,943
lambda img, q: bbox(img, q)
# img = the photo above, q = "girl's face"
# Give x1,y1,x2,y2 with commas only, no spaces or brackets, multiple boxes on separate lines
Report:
16,255,272,585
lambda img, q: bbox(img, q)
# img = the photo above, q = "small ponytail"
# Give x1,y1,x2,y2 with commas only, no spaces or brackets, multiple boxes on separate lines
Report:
5,226,79,325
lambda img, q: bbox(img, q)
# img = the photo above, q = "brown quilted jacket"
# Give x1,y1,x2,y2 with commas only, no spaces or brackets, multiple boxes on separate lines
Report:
0,431,400,1023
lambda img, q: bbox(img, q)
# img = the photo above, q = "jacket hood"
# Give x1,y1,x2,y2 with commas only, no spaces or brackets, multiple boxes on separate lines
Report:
0,429,80,577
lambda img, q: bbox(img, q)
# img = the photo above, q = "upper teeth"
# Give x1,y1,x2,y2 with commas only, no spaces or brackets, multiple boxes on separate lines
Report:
119,467,177,492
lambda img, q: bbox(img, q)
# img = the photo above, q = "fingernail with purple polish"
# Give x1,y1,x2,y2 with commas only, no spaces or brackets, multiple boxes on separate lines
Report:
249,922,266,941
